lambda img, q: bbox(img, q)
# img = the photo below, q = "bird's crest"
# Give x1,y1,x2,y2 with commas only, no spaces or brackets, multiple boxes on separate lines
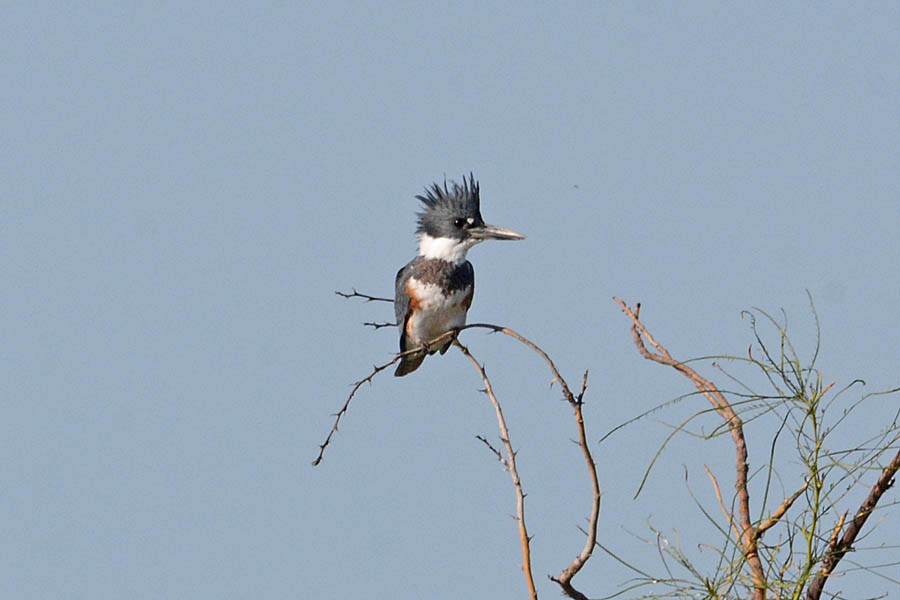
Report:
415,173,482,235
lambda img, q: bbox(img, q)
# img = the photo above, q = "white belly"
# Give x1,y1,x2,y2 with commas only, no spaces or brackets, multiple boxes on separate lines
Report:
406,280,470,348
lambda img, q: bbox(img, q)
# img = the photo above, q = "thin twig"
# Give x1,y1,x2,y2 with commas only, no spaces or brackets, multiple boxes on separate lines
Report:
335,288,393,303
458,323,601,599
334,288,396,328
456,340,538,600
828,511,848,552
806,449,900,599
321,304,602,596
311,355,399,467
754,480,810,539
550,370,600,600
312,321,552,466
312,329,458,466
704,465,742,543
459,323,577,403
614,297,766,599
363,321,397,329
476,434,510,468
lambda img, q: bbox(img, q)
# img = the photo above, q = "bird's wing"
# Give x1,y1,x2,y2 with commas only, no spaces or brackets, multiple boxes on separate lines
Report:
462,260,475,309
394,259,418,352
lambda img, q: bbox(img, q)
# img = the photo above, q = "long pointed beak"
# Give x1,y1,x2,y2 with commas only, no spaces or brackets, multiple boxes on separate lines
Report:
470,223,526,241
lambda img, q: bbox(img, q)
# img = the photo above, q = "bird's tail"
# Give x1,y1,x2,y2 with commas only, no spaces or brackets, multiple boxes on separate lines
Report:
394,351,425,377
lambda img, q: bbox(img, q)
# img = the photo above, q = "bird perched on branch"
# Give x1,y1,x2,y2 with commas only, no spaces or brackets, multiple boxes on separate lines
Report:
394,174,525,376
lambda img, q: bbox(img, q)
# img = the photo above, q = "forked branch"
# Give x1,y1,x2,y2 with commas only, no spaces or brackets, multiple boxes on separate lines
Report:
324,291,602,598
614,297,766,598
461,324,600,599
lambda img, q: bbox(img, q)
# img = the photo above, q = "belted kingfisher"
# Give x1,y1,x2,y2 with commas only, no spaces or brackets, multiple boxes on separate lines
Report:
394,174,524,376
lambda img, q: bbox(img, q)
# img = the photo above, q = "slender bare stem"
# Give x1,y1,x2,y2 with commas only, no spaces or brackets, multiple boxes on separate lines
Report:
614,297,766,598
754,481,809,540
550,371,600,600
457,323,601,599
476,435,510,468
704,465,742,542
363,320,397,329
312,330,457,466
311,354,398,467
456,340,538,600
335,288,393,303
321,300,602,597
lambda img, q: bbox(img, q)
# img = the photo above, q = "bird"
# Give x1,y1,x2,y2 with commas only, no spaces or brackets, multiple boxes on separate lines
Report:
393,174,524,376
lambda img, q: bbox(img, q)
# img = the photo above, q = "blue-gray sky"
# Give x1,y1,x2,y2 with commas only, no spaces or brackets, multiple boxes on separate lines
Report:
3,4,898,598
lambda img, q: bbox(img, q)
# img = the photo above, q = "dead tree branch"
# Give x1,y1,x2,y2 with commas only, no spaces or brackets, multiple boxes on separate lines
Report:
805,448,900,599
363,320,397,329
456,340,538,600
458,324,600,599
476,434,510,469
311,354,398,467
614,298,767,598
312,329,457,466
703,465,742,543
335,288,393,303
322,294,602,597
549,370,598,600
754,481,809,540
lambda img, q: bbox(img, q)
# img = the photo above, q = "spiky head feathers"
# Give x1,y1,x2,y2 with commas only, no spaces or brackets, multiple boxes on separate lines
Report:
415,174,485,240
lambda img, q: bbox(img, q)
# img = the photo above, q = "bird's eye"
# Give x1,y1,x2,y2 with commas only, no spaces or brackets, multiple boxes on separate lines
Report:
454,218,466,228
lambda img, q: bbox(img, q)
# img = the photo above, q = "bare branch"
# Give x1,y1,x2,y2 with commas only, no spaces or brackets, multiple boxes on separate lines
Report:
312,330,458,466
577,369,589,404
704,465,742,542
334,288,396,328
551,369,601,600
320,313,602,597
457,323,601,598
311,355,400,467
476,434,510,468
363,321,397,330
313,322,568,467
455,340,538,600
335,288,393,303
614,297,766,598
459,323,578,406
828,511,848,552
754,480,810,539
806,449,900,599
